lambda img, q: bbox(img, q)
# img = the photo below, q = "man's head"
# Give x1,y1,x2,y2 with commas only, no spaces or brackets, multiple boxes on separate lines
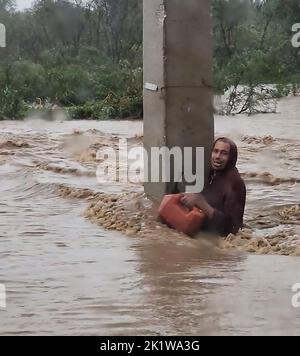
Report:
211,137,238,171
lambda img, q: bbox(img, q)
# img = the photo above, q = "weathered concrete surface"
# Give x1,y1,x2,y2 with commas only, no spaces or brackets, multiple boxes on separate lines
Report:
143,0,214,201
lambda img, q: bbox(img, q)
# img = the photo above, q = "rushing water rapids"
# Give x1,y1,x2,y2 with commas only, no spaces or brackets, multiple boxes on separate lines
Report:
0,96,299,335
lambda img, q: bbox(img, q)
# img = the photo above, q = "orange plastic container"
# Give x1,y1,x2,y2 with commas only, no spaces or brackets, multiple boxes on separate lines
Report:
158,194,206,237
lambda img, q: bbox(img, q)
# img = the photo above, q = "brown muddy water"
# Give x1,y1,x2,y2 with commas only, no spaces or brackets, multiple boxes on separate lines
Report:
0,96,299,335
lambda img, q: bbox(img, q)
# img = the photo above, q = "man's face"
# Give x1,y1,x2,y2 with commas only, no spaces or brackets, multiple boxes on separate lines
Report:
211,140,230,171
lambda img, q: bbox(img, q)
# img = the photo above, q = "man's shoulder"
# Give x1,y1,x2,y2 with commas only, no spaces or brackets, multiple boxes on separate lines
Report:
226,167,246,189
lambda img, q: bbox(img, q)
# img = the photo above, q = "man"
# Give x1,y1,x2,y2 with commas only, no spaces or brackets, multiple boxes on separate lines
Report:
180,137,246,236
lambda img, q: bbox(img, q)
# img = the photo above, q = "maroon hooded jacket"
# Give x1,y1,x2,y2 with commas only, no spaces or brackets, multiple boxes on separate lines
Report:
202,137,246,236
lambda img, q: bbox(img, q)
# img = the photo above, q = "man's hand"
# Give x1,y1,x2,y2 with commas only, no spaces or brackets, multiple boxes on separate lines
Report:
180,193,215,219
180,193,201,209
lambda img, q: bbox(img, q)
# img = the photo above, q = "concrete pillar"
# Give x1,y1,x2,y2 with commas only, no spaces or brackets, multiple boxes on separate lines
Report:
143,0,214,202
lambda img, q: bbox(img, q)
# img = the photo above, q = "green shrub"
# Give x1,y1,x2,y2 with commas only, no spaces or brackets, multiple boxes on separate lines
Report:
0,86,28,120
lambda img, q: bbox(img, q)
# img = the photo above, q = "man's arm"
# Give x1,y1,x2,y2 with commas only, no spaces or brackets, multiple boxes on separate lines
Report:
180,179,246,235
209,181,246,235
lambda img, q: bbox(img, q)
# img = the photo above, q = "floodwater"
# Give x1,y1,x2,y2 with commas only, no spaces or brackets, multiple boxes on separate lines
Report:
0,96,299,335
